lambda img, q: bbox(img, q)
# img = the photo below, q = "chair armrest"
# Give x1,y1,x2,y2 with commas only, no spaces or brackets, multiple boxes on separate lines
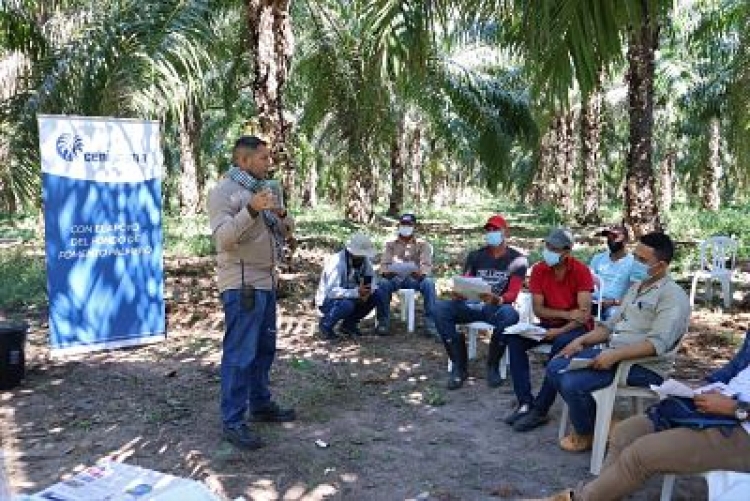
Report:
614,350,677,386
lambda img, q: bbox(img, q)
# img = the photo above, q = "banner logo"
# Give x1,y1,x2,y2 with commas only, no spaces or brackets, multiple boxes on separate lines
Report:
56,133,84,161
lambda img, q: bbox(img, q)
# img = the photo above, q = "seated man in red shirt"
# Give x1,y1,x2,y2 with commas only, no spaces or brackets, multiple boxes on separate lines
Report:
505,228,594,432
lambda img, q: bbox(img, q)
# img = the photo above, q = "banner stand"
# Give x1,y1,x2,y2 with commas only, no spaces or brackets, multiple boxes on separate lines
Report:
38,115,166,354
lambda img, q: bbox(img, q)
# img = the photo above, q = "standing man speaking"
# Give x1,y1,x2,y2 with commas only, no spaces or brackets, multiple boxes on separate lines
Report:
208,135,296,450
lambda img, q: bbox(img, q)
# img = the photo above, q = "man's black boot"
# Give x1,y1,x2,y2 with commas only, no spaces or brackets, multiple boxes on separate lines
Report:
486,336,506,388
444,336,468,390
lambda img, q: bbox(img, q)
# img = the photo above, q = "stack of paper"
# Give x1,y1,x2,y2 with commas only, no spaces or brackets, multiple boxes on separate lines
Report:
27,461,223,501
451,276,491,301
649,379,733,399
389,261,419,277
505,322,547,341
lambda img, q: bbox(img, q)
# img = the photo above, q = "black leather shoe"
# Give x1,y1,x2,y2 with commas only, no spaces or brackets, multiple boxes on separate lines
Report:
223,423,264,450
503,403,530,425
340,323,362,338
486,366,504,388
250,402,296,423
513,408,550,432
318,325,339,341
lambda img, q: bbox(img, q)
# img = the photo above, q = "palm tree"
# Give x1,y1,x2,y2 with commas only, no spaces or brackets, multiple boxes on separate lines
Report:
579,81,603,224
623,3,662,235
246,0,295,199
1,0,238,213
458,0,676,234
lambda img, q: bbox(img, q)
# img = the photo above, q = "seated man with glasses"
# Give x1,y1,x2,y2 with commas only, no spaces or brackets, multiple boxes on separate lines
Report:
545,231,690,452
506,228,595,432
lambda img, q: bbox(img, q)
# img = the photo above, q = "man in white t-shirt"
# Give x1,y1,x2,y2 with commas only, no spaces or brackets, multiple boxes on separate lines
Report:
589,224,636,320
526,330,750,501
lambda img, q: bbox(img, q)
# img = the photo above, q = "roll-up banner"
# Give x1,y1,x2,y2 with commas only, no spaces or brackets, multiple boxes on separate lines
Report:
38,115,165,354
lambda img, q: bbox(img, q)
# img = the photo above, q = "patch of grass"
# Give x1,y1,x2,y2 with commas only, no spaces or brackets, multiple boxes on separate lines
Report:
670,203,748,244
163,214,214,257
0,248,47,310
289,357,314,371
424,387,446,406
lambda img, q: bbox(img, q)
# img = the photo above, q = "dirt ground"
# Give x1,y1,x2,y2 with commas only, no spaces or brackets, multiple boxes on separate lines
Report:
2,247,750,501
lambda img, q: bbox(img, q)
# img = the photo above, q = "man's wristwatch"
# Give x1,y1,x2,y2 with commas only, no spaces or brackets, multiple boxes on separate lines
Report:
735,401,749,421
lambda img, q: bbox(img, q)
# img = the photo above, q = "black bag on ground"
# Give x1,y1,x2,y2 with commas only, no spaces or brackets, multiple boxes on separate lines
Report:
646,396,739,434
0,321,28,390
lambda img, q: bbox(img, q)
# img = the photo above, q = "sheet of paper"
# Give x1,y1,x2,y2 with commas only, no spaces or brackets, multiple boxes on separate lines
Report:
649,378,697,399
28,461,222,501
389,261,419,277
650,379,736,399
451,276,491,301
504,322,547,341
558,357,594,373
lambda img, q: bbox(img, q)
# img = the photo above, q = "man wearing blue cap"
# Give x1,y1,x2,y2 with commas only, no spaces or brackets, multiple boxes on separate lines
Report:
378,213,438,337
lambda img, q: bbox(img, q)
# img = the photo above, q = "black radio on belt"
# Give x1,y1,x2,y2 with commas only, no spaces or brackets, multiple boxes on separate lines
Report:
240,260,255,311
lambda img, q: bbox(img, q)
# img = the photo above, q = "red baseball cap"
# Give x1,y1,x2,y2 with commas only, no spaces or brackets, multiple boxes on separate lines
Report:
483,215,508,230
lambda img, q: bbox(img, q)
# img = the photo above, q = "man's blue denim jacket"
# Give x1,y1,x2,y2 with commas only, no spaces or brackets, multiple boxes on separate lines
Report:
705,330,750,386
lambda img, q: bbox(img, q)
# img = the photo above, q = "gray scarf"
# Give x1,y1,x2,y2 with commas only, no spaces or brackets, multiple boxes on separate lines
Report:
227,166,285,262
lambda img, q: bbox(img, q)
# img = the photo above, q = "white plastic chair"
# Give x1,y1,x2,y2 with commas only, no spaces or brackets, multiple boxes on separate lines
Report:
449,292,536,371
689,236,738,310
661,471,750,501
558,345,683,475
397,289,417,333
498,290,602,380
591,274,606,321
497,291,549,379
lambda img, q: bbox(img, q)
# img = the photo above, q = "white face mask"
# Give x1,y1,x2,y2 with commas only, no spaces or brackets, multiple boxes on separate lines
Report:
398,226,414,237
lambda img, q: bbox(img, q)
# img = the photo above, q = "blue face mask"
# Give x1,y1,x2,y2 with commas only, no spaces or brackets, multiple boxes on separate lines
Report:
485,231,504,247
542,248,562,266
631,260,654,281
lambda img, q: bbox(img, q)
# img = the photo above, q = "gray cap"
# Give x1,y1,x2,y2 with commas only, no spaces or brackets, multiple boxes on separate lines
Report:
545,228,574,249
346,232,376,258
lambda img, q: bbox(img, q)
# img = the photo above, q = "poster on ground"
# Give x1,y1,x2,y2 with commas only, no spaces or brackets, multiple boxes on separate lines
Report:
38,115,165,354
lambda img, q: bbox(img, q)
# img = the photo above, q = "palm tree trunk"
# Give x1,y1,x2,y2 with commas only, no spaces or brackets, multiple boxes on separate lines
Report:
528,121,554,205
530,113,574,214
387,118,405,217
624,6,661,237
246,0,295,199
579,87,603,224
345,143,374,223
702,116,721,211
0,136,15,213
559,111,576,217
410,130,422,206
177,100,202,215
659,149,676,212
302,157,318,208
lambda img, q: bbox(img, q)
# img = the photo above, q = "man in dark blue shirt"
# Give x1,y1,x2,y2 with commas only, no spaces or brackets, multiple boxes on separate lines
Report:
433,215,527,389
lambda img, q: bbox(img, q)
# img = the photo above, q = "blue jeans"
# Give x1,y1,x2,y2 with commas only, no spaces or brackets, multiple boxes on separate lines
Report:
546,348,664,434
377,276,437,322
220,289,277,427
594,303,618,321
319,295,379,331
507,325,587,412
433,299,519,343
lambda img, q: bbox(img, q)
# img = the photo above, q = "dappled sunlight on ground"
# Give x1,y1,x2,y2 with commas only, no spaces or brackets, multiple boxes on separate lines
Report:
2,214,749,500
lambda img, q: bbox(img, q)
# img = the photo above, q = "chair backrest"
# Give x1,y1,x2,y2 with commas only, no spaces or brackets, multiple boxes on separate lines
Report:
515,291,537,323
699,236,738,273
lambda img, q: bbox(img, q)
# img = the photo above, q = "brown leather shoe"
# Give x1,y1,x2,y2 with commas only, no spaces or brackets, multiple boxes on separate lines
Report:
559,432,594,452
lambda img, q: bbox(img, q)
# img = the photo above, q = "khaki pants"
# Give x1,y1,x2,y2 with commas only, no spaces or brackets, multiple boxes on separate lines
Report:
577,415,750,501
